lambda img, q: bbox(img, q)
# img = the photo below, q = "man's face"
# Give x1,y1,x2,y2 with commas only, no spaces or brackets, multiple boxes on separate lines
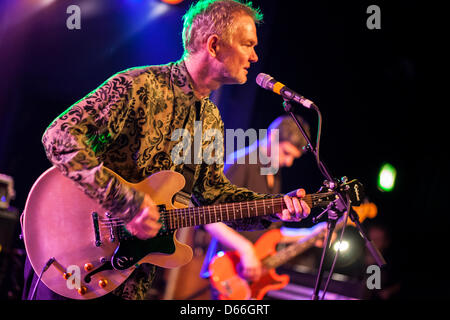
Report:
216,14,259,84
278,141,302,168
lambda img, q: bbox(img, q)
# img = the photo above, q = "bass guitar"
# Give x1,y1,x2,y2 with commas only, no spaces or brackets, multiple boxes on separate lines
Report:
208,202,377,300
22,166,358,299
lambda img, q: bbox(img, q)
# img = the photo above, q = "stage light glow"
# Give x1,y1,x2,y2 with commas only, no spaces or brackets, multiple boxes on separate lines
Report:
333,240,349,252
161,0,185,4
149,1,171,20
378,162,396,192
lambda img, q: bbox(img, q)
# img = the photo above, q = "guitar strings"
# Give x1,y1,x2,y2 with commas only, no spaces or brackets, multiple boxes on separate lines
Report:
96,194,335,229
97,193,332,221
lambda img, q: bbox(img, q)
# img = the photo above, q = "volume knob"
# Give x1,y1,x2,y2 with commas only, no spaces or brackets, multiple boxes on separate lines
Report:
77,286,87,295
98,279,108,288
84,263,94,271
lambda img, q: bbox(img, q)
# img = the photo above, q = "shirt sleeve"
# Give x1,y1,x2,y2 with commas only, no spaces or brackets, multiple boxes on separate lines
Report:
41,72,145,223
223,161,247,188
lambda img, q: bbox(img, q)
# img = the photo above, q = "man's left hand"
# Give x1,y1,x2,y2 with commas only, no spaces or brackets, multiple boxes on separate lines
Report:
277,188,310,222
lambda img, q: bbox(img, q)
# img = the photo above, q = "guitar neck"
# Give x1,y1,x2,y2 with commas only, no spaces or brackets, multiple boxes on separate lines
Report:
262,217,348,269
163,193,335,230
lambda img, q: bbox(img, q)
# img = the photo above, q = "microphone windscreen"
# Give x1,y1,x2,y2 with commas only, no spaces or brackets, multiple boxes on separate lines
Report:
256,73,273,89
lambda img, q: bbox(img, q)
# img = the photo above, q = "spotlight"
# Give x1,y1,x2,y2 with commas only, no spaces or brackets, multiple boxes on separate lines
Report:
378,162,396,192
161,0,184,4
333,240,349,252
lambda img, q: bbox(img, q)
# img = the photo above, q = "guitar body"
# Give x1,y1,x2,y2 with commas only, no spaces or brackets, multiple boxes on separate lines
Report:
22,166,367,300
22,166,193,299
209,229,289,300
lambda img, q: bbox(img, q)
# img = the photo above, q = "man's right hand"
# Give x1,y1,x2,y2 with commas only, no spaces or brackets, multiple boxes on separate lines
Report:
238,244,263,282
126,194,162,240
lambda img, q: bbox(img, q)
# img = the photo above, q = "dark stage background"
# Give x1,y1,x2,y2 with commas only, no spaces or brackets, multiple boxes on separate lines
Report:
0,0,445,300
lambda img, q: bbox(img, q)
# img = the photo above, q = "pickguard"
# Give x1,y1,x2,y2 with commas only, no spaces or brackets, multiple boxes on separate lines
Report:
111,232,176,270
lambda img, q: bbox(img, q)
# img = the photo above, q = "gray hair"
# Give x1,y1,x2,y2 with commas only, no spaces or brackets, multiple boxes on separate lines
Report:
182,0,263,57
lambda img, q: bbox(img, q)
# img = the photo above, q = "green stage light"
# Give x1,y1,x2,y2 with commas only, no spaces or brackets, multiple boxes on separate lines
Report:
378,163,396,192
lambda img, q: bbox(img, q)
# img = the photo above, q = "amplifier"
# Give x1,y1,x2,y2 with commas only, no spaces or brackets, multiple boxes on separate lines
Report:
0,207,20,255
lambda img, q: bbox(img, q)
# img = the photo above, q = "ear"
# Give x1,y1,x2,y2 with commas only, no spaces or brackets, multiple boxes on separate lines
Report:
206,34,220,58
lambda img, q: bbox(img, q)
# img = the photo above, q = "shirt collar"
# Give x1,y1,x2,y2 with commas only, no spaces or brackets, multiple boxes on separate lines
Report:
172,59,210,104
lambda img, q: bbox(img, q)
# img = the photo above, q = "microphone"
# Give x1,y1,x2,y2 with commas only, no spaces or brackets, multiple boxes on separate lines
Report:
256,73,316,109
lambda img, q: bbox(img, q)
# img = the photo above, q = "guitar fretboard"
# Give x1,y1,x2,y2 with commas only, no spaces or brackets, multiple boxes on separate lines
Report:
163,193,335,230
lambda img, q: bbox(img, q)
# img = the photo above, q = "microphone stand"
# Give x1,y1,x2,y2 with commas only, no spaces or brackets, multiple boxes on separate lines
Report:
282,99,387,300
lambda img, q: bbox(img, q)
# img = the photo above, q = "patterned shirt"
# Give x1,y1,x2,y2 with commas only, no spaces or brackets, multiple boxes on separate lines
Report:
42,59,277,299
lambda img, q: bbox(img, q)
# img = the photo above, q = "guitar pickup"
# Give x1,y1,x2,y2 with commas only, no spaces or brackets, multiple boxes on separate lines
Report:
91,212,101,247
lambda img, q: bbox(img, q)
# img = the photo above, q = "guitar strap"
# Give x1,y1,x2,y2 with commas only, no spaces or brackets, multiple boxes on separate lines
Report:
175,163,196,207
175,101,201,207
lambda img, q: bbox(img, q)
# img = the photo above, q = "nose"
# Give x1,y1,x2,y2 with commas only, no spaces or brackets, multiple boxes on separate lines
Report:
250,48,258,63
286,157,294,167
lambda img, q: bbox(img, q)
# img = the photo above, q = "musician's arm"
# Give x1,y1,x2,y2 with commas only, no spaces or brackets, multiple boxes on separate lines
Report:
41,72,145,223
204,223,254,256
204,222,261,280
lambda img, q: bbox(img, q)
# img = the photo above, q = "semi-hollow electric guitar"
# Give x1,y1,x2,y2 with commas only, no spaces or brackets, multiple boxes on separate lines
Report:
22,166,361,299
208,202,377,300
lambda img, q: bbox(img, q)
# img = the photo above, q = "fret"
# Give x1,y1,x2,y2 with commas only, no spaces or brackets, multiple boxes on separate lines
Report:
166,212,171,230
263,199,266,216
192,206,196,227
186,208,190,228
180,208,184,228
213,205,217,223
209,206,213,224
183,208,188,228
174,211,178,229
219,204,225,223
226,203,230,221
239,202,243,219
198,207,202,225
246,201,250,218
178,209,182,228
172,209,176,230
